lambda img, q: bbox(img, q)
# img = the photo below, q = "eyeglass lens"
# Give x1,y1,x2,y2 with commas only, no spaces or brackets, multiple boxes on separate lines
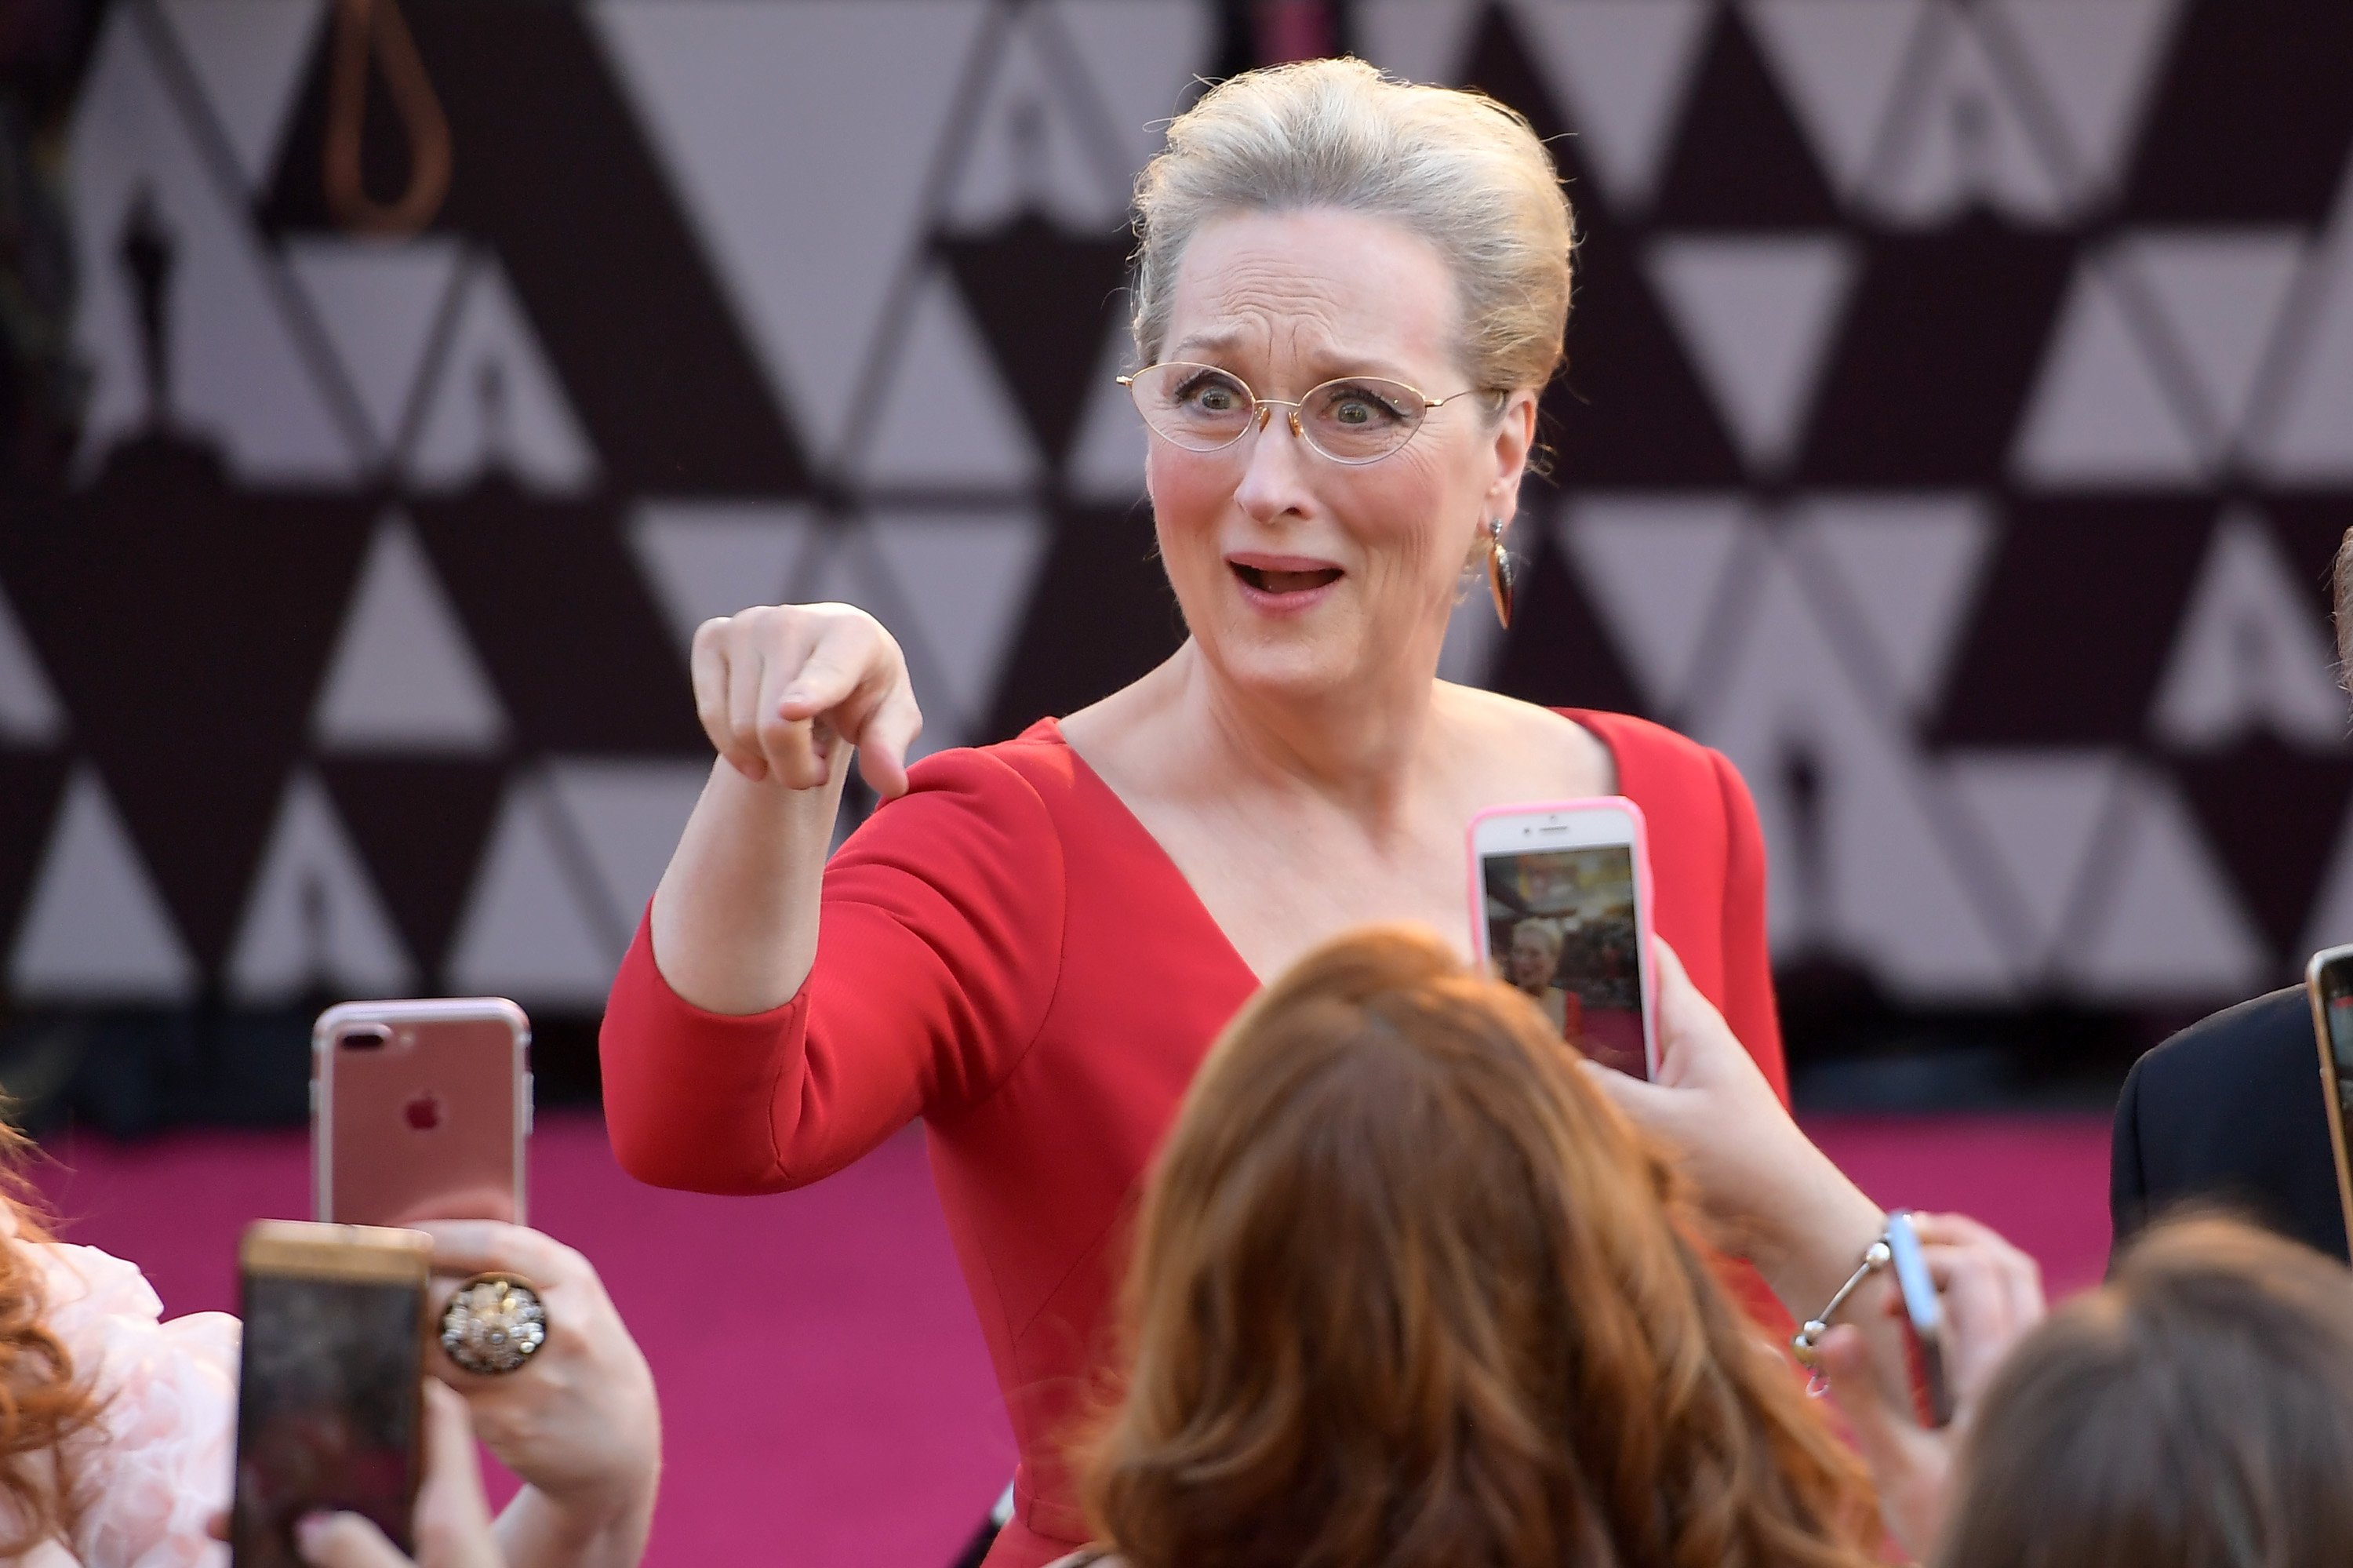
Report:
1126,362,1430,464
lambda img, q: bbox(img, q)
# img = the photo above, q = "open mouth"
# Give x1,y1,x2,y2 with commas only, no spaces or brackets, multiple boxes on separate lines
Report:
1231,562,1344,595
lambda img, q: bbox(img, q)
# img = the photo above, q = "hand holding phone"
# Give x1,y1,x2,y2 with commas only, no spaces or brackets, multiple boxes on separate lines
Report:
231,1221,432,1566
1467,798,1659,1079
1884,1209,1954,1428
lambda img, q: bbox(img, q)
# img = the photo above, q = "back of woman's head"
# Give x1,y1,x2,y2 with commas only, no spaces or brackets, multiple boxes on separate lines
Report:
1080,926,1875,1568
1940,1215,2353,1568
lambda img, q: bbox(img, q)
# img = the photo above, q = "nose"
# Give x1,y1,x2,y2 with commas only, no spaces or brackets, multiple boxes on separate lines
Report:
1234,400,1315,523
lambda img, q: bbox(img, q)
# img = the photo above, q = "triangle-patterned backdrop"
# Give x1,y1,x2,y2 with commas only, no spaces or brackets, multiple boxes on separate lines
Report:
6,0,2352,1108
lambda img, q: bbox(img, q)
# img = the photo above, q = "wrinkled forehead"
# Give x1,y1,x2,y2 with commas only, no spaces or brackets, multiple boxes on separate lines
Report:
1161,208,1466,387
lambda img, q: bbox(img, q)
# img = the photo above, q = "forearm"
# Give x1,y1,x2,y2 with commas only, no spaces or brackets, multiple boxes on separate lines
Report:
1734,1130,1888,1322
493,1482,656,1568
648,755,849,1013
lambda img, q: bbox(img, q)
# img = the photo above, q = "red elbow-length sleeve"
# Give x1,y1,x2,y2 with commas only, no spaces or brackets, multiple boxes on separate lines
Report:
599,748,1066,1194
1710,747,1789,1106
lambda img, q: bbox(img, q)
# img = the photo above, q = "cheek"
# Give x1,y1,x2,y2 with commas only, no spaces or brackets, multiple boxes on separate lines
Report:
1147,446,1232,540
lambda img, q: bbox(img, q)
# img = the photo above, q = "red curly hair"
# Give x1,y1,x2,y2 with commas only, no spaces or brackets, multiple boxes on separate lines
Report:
1079,926,1879,1568
0,1121,101,1555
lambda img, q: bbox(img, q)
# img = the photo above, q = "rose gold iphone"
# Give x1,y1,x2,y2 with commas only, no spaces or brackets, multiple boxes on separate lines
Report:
1467,798,1660,1079
313,998,531,1227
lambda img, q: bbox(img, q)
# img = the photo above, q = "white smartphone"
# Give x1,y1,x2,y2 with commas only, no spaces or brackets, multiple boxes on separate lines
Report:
313,998,532,1228
1467,798,1660,1079
2304,944,2353,1250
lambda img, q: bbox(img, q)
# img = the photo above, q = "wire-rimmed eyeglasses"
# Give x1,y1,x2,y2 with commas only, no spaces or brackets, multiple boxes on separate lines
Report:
1118,362,1498,466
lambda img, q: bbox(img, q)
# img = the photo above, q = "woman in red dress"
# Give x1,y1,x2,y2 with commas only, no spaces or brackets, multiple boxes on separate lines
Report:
601,59,1787,1568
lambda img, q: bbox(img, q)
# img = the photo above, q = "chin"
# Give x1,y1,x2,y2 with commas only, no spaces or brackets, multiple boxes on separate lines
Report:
1201,620,1366,701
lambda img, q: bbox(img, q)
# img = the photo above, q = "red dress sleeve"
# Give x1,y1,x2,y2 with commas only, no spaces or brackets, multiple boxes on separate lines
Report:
1708,747,1789,1105
599,747,1066,1194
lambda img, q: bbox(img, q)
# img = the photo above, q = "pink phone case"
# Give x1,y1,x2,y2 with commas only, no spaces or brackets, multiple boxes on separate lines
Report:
1466,797,1661,1080
313,999,531,1228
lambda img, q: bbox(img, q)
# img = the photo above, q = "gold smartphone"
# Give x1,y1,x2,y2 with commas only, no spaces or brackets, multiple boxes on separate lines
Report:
2304,944,2353,1248
313,998,531,1227
230,1221,433,1566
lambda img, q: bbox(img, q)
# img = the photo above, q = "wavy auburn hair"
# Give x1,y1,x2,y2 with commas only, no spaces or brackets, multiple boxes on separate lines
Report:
1078,926,1878,1568
0,1119,99,1555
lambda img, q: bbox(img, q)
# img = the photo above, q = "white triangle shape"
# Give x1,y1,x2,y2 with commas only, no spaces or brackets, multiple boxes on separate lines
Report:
313,513,508,753
869,509,1049,725
0,579,64,746
1944,749,2124,962
1558,494,1753,710
856,268,1039,486
944,6,1128,232
1866,13,2071,226
1355,0,1484,84
1509,0,1712,210
1050,0,1215,175
225,769,415,1002
155,0,327,189
68,10,360,481
285,236,465,459
591,0,993,461
2254,222,2353,485
1796,493,1993,714
2150,510,2348,752
405,255,597,494
2062,766,2267,999
1682,545,2015,995
1742,0,1931,200
1988,0,2182,204
2126,230,2305,447
627,500,822,657
9,769,197,1002
543,758,712,936
1066,318,1149,503
2300,799,2353,954
2012,254,2204,486
445,778,620,1006
1646,235,1857,471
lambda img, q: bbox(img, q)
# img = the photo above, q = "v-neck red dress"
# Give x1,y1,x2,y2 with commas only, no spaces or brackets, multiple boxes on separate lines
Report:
600,710,1787,1568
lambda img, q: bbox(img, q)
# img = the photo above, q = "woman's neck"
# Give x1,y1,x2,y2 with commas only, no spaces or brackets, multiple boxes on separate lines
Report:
1123,640,1452,826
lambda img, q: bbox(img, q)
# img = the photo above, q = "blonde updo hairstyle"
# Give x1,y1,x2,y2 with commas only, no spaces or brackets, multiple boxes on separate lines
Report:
1129,57,1576,402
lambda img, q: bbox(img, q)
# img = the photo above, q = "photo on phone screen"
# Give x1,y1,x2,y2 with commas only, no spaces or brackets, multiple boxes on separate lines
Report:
232,1230,427,1566
1479,843,1647,1078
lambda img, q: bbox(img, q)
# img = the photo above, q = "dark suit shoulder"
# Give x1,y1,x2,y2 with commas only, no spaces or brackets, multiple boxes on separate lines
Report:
2112,986,2345,1262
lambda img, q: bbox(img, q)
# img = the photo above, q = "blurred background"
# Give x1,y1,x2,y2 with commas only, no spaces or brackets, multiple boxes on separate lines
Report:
2,0,2350,1559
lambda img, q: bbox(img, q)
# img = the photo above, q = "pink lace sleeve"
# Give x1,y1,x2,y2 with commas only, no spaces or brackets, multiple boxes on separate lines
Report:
30,1242,238,1568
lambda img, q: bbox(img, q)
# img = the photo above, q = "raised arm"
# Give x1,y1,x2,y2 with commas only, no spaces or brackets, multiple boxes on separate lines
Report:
649,602,924,1014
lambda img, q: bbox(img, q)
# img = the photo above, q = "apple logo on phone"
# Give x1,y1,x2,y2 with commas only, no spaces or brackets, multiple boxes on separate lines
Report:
403,1092,445,1133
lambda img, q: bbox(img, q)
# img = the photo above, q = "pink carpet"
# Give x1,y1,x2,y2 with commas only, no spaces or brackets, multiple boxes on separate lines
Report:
28,1111,2111,1565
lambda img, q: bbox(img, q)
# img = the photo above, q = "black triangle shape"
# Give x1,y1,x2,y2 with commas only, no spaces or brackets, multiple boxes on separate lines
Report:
2119,0,2353,225
939,214,1134,474
1452,5,1741,486
318,757,508,980
1802,218,2076,486
258,0,809,496
0,751,69,966
2177,740,2353,959
1649,7,1840,228
1933,497,2213,746
0,436,375,973
985,500,1184,739
1490,522,1647,719
409,483,704,755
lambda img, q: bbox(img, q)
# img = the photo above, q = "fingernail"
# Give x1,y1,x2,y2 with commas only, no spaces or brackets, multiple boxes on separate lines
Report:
780,685,808,705
294,1514,336,1551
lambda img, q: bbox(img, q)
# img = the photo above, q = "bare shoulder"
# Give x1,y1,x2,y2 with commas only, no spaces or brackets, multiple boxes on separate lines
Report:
1435,682,1616,796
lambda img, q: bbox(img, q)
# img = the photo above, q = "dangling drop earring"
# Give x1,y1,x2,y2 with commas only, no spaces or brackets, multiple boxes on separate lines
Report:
1486,516,1515,630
